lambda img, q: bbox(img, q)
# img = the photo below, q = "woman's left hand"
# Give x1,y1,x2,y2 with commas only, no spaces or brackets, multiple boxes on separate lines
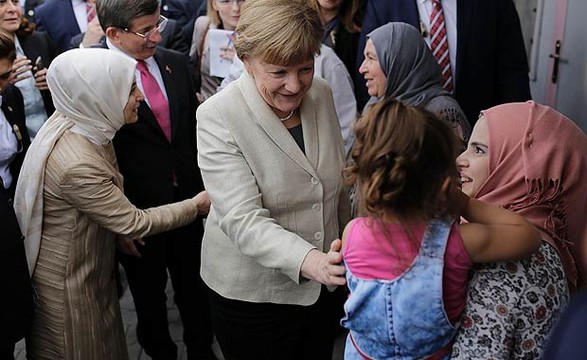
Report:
300,239,346,286
34,68,49,91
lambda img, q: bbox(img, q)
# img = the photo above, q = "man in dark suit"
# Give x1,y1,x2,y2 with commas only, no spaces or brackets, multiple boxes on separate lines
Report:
356,0,531,125
34,0,86,53
0,32,33,359
96,0,214,359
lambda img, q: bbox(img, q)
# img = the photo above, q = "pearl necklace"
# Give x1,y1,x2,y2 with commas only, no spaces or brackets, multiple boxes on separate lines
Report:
279,110,295,122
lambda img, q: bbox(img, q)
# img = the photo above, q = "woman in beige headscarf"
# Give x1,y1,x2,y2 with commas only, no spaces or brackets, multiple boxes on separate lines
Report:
14,48,209,360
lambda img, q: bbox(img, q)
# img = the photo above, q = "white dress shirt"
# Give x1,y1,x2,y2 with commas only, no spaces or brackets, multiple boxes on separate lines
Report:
417,0,457,87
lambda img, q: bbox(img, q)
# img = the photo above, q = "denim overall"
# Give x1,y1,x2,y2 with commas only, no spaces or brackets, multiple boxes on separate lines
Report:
341,219,457,360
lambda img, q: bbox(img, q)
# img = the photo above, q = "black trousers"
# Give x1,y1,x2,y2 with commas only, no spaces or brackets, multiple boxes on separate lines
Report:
119,216,213,360
0,343,14,360
209,286,346,360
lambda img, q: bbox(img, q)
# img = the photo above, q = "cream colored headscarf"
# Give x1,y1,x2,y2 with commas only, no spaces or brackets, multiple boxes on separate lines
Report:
14,48,137,275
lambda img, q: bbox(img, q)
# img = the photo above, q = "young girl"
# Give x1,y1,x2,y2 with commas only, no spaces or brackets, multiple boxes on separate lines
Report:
340,98,541,360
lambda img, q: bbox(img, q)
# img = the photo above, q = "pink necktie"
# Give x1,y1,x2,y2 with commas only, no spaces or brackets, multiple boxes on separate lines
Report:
136,61,172,141
430,0,453,92
85,0,96,23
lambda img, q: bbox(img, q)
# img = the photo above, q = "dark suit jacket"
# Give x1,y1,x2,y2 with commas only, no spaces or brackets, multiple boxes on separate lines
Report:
542,290,587,359
103,45,203,213
35,0,80,53
357,0,531,125
0,85,33,347
0,182,33,347
18,31,57,117
164,0,206,50
70,18,189,56
3,85,31,196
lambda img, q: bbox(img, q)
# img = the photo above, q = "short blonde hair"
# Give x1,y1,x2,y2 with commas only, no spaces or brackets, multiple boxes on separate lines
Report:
235,0,322,66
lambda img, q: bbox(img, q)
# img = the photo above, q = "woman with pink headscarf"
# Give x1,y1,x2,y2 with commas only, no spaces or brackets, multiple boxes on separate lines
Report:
453,101,587,359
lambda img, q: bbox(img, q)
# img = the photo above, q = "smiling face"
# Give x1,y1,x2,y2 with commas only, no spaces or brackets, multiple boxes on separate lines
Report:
359,39,387,97
108,10,162,60
212,0,243,30
0,0,22,34
456,116,490,197
243,56,314,118
123,81,144,124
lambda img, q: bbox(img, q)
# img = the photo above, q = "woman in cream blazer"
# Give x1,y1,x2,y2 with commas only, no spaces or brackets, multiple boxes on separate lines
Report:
196,1,351,358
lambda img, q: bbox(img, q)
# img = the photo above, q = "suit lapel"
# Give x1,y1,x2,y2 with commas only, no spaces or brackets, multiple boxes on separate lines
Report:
240,72,317,177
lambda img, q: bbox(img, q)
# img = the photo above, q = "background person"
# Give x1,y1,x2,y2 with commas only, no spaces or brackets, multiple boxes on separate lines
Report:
196,0,351,358
310,0,363,86
357,22,470,147
0,29,32,360
452,101,587,359
14,48,210,360
355,0,531,122
189,0,243,102
0,0,56,138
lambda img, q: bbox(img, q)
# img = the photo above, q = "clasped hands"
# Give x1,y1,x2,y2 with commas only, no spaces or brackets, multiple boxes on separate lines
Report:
300,239,346,287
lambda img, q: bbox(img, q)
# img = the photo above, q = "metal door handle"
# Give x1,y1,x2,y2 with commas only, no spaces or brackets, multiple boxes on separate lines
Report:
549,40,562,84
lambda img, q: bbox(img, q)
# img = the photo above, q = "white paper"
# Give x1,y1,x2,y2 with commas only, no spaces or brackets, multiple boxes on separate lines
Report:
208,29,234,78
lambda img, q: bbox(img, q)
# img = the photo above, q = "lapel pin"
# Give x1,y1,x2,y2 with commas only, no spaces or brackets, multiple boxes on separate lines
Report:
7,105,12,112
165,65,172,74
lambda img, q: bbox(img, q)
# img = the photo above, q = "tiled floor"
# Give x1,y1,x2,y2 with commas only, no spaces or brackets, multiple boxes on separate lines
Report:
14,279,345,359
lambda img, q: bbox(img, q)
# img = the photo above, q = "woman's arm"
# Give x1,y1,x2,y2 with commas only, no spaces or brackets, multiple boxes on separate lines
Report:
458,191,541,262
59,160,203,239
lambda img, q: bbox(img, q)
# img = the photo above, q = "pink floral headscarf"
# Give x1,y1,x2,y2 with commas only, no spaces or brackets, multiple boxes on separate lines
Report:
476,101,587,291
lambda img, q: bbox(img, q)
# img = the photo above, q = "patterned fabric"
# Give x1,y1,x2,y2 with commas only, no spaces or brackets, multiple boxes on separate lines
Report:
451,242,569,360
429,0,453,92
342,219,456,359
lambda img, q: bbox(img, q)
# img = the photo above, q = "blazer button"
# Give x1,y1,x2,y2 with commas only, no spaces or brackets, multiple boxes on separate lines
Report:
20,235,25,241
312,203,321,212
314,232,323,240
310,177,319,185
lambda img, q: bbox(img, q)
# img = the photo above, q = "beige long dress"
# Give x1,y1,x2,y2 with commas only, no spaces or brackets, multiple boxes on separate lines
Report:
26,131,199,360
